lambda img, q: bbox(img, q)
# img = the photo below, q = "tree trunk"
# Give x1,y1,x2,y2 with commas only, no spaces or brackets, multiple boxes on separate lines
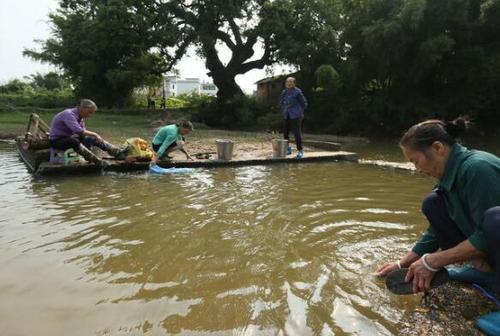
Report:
211,70,244,101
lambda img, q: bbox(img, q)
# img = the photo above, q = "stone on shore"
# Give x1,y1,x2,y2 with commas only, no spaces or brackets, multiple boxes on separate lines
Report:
399,281,497,336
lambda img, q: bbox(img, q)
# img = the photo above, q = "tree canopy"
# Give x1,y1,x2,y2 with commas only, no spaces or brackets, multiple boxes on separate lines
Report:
24,0,189,107
24,0,500,134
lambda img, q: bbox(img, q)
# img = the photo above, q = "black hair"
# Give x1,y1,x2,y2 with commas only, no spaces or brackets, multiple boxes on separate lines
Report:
400,117,469,151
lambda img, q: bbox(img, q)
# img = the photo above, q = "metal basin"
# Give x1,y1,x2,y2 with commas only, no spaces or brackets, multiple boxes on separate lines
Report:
216,139,234,161
272,139,288,158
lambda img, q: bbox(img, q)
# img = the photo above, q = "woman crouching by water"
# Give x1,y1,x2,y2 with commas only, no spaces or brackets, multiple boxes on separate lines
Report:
151,120,194,162
375,117,500,334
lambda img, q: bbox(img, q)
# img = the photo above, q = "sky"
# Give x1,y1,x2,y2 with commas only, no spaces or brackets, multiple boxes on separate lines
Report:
0,0,290,93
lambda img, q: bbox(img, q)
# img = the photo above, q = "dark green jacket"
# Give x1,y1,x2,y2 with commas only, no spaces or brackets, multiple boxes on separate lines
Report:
413,144,500,255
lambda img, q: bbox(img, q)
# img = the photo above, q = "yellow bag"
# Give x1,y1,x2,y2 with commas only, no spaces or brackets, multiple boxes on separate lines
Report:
122,137,153,161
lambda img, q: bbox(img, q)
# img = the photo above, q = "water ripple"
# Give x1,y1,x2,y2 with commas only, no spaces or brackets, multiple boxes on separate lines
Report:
0,146,433,336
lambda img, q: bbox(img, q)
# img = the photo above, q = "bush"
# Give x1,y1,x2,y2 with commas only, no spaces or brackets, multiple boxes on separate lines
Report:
194,95,274,130
0,79,30,93
176,92,215,107
0,89,76,108
315,64,341,91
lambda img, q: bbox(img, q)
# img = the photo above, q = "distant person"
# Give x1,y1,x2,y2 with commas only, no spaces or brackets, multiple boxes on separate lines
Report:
374,117,500,335
160,97,166,109
151,120,194,162
279,77,307,158
48,99,127,164
147,95,156,109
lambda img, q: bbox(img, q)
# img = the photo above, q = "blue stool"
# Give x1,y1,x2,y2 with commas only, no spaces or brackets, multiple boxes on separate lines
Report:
49,148,84,165
49,148,65,164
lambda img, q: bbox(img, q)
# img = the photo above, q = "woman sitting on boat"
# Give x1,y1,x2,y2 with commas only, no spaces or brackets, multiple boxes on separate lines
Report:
375,117,500,335
48,99,127,164
151,120,194,162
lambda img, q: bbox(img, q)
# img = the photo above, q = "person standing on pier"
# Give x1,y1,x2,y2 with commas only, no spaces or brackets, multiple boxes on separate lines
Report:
279,77,307,158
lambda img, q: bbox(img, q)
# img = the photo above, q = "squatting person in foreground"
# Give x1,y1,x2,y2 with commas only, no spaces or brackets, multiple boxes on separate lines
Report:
48,99,127,165
375,117,500,335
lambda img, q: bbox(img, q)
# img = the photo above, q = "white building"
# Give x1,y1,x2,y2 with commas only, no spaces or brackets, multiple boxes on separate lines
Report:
164,76,218,97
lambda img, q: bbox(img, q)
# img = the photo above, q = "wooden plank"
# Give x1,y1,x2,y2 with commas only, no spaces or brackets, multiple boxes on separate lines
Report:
26,151,358,176
16,137,49,173
302,140,342,151
37,162,102,176
155,151,359,169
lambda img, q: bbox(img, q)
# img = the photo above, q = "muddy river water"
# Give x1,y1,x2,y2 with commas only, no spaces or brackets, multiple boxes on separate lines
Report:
0,141,442,335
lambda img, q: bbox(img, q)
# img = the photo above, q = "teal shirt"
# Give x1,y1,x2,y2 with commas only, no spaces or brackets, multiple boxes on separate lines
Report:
413,144,500,255
152,124,181,158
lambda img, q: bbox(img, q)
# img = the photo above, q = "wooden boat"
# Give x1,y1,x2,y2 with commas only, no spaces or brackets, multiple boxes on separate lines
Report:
17,114,359,176
16,113,151,175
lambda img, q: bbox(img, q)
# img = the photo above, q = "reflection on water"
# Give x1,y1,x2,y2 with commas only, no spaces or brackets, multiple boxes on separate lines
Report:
0,142,433,335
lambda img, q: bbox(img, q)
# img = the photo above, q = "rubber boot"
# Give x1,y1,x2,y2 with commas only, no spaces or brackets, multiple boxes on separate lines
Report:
77,144,104,166
447,266,496,288
100,141,128,159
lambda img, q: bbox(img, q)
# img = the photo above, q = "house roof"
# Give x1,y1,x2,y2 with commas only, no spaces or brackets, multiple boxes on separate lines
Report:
255,72,298,85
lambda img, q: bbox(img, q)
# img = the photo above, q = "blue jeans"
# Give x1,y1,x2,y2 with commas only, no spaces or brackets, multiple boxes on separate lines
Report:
421,192,500,292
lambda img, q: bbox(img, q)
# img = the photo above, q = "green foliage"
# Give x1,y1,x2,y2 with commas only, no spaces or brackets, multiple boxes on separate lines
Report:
27,72,71,91
0,79,30,94
273,0,500,135
18,0,500,134
315,65,341,91
159,1,297,101
176,92,215,108
24,0,188,107
194,95,273,130
0,90,75,109
0,75,75,108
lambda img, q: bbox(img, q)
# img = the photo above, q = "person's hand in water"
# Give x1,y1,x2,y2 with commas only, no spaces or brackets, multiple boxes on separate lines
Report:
405,257,436,292
374,261,399,277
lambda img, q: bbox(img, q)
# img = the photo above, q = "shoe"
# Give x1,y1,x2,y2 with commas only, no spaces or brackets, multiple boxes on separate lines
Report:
447,266,495,288
115,147,129,160
477,311,500,336
385,268,450,295
103,142,128,159
296,150,304,159
286,146,292,155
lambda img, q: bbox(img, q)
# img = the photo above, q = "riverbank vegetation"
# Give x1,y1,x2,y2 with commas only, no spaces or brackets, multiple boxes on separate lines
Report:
5,0,499,137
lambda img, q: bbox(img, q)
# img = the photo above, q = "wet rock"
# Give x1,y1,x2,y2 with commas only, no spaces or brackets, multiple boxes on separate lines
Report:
398,281,497,336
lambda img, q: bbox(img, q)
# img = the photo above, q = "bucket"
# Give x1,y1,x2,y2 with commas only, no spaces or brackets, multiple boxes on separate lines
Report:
216,139,234,161
272,139,289,158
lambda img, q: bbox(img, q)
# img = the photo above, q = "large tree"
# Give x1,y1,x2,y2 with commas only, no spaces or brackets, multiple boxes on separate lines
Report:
161,0,296,101
24,0,191,107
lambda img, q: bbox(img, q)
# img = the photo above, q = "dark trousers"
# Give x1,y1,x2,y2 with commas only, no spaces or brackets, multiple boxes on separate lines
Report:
283,117,303,151
50,135,108,152
484,207,500,293
422,192,500,291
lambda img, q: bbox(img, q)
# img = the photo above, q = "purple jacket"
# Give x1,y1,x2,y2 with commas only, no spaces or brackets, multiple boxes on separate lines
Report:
49,107,86,140
280,87,308,119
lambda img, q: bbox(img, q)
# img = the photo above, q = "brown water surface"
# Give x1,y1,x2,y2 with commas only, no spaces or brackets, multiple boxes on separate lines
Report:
0,142,434,335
